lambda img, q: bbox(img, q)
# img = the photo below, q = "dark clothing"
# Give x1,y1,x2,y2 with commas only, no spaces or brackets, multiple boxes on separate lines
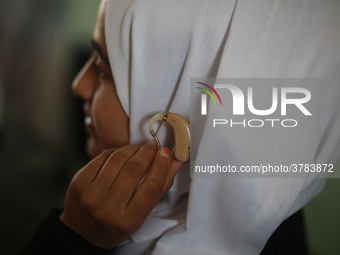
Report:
22,209,308,255
21,209,113,255
261,209,309,255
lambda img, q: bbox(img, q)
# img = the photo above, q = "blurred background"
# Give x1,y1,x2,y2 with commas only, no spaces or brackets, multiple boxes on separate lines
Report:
0,0,339,254
0,0,97,254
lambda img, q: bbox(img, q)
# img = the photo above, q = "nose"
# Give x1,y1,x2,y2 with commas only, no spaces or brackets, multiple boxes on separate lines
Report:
72,55,97,101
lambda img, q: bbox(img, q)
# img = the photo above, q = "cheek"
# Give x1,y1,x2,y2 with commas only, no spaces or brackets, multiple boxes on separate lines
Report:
91,84,129,149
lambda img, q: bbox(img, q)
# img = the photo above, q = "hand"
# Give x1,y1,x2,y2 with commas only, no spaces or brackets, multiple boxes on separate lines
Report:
60,141,182,249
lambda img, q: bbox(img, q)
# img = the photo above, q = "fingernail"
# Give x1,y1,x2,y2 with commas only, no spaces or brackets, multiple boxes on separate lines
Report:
160,147,171,158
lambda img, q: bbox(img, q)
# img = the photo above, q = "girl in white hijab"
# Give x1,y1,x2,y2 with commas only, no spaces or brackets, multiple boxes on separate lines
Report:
24,0,340,254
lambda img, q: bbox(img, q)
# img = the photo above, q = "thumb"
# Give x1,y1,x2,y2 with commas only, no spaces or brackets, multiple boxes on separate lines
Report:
162,158,183,195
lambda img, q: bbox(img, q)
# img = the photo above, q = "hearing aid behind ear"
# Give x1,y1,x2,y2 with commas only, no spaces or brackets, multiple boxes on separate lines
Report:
149,112,190,162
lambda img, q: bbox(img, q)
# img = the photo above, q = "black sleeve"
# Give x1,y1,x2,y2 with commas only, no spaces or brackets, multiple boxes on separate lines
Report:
21,209,115,255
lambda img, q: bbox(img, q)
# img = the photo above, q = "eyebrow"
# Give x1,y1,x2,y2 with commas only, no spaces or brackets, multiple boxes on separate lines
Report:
91,39,110,66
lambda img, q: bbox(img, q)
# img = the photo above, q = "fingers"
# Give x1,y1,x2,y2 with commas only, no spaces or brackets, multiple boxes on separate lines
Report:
77,140,182,218
75,148,117,184
162,159,183,195
92,145,139,188
108,140,159,205
127,147,172,215
63,142,184,249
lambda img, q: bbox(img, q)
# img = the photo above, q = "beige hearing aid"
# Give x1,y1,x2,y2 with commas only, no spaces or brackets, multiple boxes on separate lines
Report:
149,112,191,162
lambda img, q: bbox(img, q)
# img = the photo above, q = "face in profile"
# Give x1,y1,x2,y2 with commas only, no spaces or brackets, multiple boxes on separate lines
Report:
72,0,129,158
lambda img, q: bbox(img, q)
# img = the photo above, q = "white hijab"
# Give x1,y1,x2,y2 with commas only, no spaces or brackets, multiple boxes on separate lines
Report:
105,0,340,254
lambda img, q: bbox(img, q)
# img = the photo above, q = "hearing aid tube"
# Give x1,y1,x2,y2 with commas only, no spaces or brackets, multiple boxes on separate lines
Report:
149,112,191,162
148,112,166,149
